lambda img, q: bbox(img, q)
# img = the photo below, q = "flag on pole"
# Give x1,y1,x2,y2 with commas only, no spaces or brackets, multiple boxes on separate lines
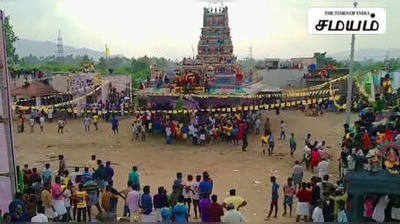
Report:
105,44,110,57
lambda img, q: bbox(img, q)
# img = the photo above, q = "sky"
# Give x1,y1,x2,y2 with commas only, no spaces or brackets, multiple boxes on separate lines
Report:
1,0,399,59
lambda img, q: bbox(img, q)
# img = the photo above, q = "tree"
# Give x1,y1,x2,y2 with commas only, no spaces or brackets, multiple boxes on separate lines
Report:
314,52,343,68
3,16,19,66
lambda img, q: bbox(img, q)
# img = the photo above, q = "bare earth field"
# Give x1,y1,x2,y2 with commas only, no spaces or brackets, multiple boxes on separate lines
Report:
14,110,345,223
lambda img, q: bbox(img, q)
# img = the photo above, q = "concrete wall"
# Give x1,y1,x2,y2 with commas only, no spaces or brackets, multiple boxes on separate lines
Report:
260,69,307,89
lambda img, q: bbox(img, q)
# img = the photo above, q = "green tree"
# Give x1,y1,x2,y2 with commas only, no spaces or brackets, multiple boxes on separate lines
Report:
3,16,19,66
314,52,343,68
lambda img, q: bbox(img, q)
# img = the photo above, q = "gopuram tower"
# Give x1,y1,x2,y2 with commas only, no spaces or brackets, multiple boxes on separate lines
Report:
178,4,245,90
197,6,236,66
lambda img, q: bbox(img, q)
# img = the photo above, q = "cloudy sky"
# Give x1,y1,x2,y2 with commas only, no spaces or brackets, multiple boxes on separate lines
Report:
1,0,399,59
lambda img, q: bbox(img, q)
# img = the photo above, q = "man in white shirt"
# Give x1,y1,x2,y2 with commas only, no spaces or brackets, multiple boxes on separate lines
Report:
312,202,324,223
222,203,246,223
29,117,35,133
39,115,45,133
31,205,49,222
318,158,330,178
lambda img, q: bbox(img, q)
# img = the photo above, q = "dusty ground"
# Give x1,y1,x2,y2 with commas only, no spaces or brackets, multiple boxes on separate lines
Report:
14,110,345,223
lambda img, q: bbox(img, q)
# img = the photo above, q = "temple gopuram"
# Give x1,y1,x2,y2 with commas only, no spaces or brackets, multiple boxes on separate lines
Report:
145,4,262,95
174,5,247,93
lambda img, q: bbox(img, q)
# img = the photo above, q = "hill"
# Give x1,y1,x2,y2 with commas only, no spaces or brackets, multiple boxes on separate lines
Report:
328,48,400,61
15,39,104,60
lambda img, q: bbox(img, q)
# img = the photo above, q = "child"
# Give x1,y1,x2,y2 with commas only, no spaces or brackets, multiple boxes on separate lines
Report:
29,117,35,133
279,120,287,140
39,115,45,133
268,133,275,156
282,177,295,217
131,123,137,142
261,131,269,156
141,125,146,141
93,115,99,131
199,130,206,145
192,175,201,220
289,133,297,157
58,119,65,134
148,122,153,135
64,181,73,221
255,117,261,135
74,184,88,222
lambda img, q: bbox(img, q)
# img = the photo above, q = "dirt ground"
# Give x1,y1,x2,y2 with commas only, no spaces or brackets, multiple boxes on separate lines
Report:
14,110,345,223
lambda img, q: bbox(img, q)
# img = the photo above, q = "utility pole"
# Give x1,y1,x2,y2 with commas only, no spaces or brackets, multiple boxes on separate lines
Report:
345,1,357,125
0,10,17,207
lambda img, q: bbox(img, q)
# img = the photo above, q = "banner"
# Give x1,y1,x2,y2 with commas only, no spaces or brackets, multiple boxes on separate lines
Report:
309,8,386,35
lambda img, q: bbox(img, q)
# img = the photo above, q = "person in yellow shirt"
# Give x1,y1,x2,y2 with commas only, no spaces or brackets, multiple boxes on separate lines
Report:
383,74,393,105
222,189,247,211
62,170,70,187
383,75,393,95
93,115,99,131
261,131,269,156
41,184,57,220
74,185,88,222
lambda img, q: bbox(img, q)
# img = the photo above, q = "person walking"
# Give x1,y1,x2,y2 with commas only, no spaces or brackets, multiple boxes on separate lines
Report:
268,132,275,156
241,130,248,152
83,116,91,132
93,114,99,131
111,115,119,135
29,116,35,133
39,115,45,134
266,176,279,219
279,120,287,140
57,119,65,134
289,133,297,157
282,177,295,217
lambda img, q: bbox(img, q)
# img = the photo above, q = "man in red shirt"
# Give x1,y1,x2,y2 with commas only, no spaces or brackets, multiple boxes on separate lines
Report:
295,182,312,222
207,194,224,222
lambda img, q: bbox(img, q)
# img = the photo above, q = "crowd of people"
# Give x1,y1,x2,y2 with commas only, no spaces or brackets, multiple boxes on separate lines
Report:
4,147,348,223
7,101,355,224
129,110,262,150
5,152,255,223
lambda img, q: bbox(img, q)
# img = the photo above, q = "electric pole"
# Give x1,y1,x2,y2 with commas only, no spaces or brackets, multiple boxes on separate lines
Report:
0,10,17,206
345,1,357,125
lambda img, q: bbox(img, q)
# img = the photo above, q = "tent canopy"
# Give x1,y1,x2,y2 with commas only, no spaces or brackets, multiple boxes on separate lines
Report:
344,169,400,222
345,169,400,195
11,81,60,98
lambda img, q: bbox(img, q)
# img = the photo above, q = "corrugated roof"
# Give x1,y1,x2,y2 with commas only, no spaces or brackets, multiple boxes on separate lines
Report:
11,81,60,98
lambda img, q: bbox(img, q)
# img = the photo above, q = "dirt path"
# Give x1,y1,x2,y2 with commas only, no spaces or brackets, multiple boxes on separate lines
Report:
15,110,345,222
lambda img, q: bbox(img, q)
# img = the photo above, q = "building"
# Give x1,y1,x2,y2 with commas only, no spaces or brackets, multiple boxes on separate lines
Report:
289,57,317,69
264,58,280,69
